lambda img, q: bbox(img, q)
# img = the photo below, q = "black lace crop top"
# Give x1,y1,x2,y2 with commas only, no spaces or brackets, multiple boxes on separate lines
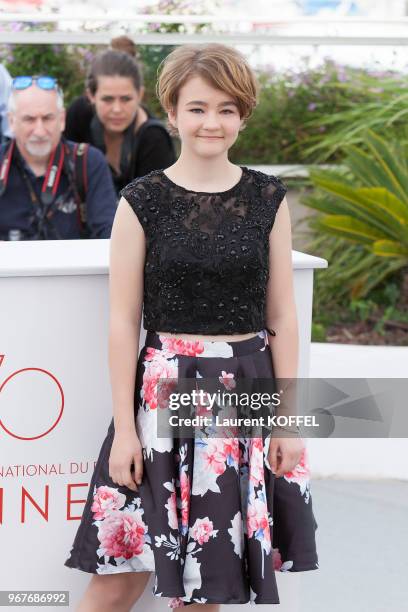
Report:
119,166,288,335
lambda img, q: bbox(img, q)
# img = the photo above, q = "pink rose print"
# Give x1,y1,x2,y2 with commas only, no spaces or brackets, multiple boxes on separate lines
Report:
98,509,147,559
191,517,217,545
247,497,271,544
160,336,205,357
248,438,265,487
194,390,212,417
143,355,178,410
145,345,175,360
203,439,227,475
219,370,236,390
196,400,211,418
179,470,190,530
91,486,126,520
157,379,179,410
168,597,185,608
165,491,178,530
223,438,240,465
283,445,310,483
273,547,283,570
144,347,162,361
216,404,240,438
252,437,263,451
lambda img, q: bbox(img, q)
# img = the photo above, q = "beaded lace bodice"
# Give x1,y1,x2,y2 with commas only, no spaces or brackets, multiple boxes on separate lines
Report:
120,166,287,334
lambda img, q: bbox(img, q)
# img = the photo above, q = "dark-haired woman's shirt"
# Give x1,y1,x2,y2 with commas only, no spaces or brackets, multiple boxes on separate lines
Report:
64,96,176,194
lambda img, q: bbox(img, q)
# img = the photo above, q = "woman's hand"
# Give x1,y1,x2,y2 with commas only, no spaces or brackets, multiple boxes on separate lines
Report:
109,429,143,492
268,433,305,478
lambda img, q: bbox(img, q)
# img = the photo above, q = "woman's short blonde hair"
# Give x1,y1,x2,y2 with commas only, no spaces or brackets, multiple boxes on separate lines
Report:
156,43,259,136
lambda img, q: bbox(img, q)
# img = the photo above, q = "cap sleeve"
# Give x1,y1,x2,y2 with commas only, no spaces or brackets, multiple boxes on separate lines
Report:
260,174,288,233
119,179,153,236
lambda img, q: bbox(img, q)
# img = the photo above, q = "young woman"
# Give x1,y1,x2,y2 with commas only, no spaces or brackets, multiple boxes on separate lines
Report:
65,43,319,611
64,49,176,195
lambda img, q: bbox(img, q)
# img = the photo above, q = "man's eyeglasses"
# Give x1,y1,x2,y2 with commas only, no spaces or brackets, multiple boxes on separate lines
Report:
12,76,59,92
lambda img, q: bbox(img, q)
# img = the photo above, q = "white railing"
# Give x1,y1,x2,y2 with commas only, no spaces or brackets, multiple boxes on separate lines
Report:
250,164,340,178
1,31,406,45
1,13,408,24
0,14,407,45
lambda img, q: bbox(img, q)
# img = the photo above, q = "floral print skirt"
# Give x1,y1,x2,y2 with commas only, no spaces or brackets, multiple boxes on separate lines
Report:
64,329,319,607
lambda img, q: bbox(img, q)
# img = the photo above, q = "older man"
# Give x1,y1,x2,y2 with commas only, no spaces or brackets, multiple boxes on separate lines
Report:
0,75,118,240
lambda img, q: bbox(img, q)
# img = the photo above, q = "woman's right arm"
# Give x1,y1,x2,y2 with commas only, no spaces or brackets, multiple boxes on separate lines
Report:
108,195,145,492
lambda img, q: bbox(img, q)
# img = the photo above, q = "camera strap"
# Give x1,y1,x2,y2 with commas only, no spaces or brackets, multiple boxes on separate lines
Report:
70,142,89,236
41,141,65,205
0,138,15,196
0,139,64,206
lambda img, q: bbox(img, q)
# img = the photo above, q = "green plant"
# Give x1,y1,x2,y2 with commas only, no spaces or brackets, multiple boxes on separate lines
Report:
231,60,406,165
349,299,376,322
298,74,408,163
2,44,95,104
303,129,408,298
311,322,326,342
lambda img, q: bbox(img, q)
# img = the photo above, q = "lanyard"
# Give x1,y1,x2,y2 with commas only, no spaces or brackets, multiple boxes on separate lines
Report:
41,141,65,205
0,139,65,206
15,163,63,240
0,139,14,191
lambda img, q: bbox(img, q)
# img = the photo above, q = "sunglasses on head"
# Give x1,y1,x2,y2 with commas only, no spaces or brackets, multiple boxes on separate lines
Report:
12,75,59,91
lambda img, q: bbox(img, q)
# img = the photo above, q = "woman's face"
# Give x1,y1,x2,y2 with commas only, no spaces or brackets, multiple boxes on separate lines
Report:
168,75,244,159
88,75,143,134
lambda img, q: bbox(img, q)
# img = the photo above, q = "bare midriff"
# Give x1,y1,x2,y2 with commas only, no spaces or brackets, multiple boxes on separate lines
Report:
155,331,260,342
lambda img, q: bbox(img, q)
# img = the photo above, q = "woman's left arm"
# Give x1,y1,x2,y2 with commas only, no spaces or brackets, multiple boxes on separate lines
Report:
265,195,305,476
265,195,298,378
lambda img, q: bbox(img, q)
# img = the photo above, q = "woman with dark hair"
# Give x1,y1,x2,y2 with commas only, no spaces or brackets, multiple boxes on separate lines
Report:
64,49,176,194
